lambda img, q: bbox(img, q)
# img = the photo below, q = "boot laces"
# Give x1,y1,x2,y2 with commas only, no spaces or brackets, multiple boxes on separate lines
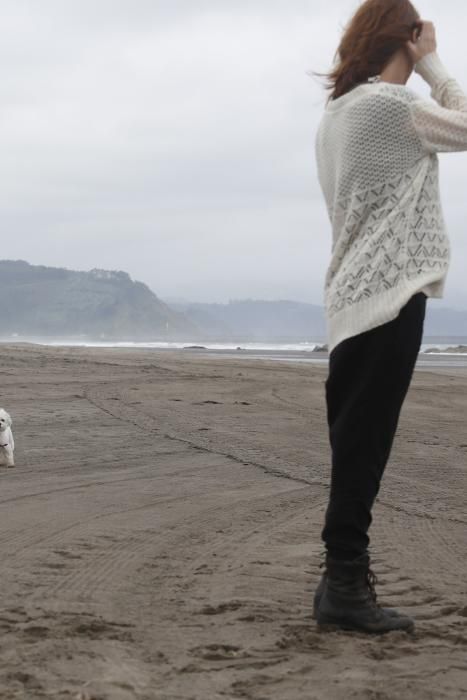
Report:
319,553,380,607
366,567,379,606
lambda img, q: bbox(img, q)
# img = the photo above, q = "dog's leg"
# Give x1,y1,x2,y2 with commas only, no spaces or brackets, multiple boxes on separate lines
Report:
5,447,14,467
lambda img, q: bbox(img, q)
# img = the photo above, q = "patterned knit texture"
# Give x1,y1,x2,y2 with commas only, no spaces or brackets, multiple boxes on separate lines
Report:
315,51,467,353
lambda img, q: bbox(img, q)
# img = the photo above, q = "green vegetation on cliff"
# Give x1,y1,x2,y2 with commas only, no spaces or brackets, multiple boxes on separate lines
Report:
0,260,198,340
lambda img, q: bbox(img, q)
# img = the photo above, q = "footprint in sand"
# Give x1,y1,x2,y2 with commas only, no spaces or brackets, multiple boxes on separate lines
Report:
53,549,83,560
190,643,250,661
197,601,243,615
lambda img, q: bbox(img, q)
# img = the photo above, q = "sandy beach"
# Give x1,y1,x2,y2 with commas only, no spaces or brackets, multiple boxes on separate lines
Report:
0,342,466,699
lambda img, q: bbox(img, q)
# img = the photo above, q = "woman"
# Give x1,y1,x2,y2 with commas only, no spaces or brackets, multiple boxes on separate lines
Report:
313,0,467,634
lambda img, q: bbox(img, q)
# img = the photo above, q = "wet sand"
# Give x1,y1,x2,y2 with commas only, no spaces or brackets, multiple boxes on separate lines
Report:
0,342,466,699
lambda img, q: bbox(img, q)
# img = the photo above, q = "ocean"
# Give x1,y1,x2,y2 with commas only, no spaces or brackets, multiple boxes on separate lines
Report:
32,336,467,368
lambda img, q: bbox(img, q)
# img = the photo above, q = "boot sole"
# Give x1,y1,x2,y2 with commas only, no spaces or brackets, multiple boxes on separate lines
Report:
312,605,409,621
316,616,415,635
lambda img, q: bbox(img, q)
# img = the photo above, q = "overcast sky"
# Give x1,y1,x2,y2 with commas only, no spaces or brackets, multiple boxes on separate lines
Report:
1,0,466,307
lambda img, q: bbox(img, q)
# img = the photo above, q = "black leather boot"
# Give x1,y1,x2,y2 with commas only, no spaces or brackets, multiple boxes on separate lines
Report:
313,567,405,619
314,552,415,634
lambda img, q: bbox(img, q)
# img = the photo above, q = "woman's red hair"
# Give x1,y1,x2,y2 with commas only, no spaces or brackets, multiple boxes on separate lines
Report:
312,0,422,103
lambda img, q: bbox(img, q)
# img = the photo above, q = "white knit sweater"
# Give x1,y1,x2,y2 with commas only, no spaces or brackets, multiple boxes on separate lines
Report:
315,51,467,353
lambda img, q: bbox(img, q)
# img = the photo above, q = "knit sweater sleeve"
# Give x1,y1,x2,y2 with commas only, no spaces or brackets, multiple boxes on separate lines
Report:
410,51,467,153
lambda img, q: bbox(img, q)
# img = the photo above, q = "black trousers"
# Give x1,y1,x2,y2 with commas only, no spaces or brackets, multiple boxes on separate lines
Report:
321,291,427,559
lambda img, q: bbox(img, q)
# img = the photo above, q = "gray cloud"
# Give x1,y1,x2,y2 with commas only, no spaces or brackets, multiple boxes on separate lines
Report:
1,0,466,307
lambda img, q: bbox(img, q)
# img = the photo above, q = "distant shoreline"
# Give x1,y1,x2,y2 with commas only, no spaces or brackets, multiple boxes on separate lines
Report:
1,340,466,369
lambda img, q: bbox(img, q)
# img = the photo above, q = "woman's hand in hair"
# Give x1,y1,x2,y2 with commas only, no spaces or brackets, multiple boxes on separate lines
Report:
406,20,437,65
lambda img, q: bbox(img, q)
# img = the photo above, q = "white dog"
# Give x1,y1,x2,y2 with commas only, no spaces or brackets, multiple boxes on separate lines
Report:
0,409,14,467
